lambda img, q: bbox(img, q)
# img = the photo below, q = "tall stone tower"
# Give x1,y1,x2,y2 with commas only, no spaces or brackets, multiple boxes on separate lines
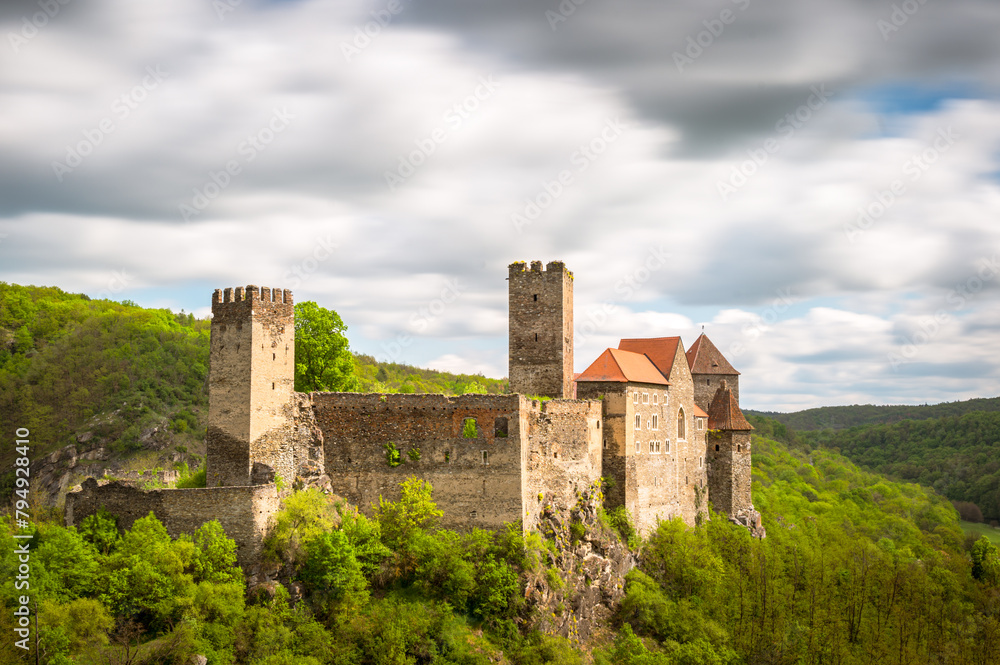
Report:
207,285,295,487
508,260,574,398
705,380,755,519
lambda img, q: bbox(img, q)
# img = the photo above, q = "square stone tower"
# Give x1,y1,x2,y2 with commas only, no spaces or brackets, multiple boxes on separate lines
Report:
207,285,295,487
508,261,574,398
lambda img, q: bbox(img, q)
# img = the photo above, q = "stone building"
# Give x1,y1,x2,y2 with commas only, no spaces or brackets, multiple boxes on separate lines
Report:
65,260,762,569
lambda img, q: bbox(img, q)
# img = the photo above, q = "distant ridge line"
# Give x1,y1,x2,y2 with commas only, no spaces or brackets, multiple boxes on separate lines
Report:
746,395,1000,431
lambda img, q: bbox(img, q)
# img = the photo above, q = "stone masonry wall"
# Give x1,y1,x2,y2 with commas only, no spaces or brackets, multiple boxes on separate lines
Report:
508,261,574,398
207,286,295,487
692,373,740,415
706,430,752,517
522,398,603,532
313,393,528,531
65,478,280,571
575,383,628,510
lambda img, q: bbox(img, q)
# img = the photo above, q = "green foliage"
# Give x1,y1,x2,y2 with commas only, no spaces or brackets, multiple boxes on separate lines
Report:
463,417,477,438
605,505,638,548
375,477,444,553
175,463,207,488
748,395,1000,430
294,301,361,393
298,530,369,612
193,520,242,584
263,488,340,566
384,441,402,467
79,507,119,555
971,535,1000,584
407,446,421,462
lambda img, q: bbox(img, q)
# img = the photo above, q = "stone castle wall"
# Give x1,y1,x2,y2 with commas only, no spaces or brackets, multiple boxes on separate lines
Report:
65,478,279,570
508,261,574,398
313,393,529,531
522,398,603,531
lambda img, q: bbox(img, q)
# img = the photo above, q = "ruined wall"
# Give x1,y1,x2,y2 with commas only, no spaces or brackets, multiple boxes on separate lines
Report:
576,383,628,510
314,393,528,531
508,261,574,398
207,285,295,487
692,373,740,415
522,398,603,532
65,478,279,571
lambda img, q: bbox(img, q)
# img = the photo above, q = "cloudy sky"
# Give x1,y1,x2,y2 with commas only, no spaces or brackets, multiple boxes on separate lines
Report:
2,0,999,411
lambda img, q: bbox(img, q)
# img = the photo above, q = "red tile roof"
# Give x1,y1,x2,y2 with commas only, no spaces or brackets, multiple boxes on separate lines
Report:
707,381,753,431
686,333,740,375
617,337,682,379
692,405,709,419
576,348,670,385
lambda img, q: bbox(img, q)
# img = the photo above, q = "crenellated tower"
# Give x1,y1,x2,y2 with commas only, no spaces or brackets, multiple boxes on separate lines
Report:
508,260,574,398
207,285,295,487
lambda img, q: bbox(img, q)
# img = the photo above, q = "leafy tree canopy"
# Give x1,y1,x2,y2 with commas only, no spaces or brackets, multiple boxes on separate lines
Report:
294,301,361,393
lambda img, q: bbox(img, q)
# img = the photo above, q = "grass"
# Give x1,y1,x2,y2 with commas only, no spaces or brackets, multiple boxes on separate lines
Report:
961,520,1000,545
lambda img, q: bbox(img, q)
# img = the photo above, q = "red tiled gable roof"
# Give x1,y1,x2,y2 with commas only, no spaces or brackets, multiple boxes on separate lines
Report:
692,405,709,419
617,337,682,379
576,348,670,385
686,333,740,376
707,381,753,431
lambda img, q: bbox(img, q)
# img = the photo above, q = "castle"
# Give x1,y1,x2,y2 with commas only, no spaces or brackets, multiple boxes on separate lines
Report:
66,260,763,568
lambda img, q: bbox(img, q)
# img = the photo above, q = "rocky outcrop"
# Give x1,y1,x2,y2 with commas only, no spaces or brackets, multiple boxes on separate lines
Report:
523,483,636,643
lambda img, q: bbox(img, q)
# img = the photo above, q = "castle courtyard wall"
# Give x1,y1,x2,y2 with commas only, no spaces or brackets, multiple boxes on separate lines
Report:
65,479,279,571
313,393,529,531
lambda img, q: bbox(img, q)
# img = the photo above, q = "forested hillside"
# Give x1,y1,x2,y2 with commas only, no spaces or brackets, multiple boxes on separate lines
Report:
747,396,1000,431
353,354,506,395
0,283,210,470
799,412,1000,524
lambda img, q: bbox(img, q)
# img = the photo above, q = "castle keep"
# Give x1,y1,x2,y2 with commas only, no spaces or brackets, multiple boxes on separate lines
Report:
66,260,762,568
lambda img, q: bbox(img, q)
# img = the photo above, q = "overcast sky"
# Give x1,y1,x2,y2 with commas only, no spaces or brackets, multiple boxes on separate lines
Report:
2,0,999,411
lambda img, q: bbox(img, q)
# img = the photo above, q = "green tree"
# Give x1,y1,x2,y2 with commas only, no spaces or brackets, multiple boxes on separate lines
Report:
294,301,361,392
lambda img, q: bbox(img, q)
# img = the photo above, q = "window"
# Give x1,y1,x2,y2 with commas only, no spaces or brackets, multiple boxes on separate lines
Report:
482,450,489,465
634,414,641,429
699,456,703,468
533,294,538,301
494,417,508,438
635,439,640,453
633,392,639,404
650,441,655,453
652,392,658,404
677,408,686,440
642,393,649,404
652,414,658,430
665,440,670,453
715,444,720,452
737,445,742,452
697,418,705,430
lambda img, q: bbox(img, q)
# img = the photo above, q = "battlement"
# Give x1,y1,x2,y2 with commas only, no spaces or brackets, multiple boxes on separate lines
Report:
508,260,572,278
212,285,293,308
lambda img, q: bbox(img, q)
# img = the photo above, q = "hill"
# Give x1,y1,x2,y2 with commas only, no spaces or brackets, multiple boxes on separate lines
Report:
746,395,1000,430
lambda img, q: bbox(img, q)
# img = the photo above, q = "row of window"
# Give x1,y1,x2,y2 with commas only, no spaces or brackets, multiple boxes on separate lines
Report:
633,391,664,405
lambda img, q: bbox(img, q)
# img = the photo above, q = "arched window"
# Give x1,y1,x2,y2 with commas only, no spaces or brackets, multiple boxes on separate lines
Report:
677,408,686,440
